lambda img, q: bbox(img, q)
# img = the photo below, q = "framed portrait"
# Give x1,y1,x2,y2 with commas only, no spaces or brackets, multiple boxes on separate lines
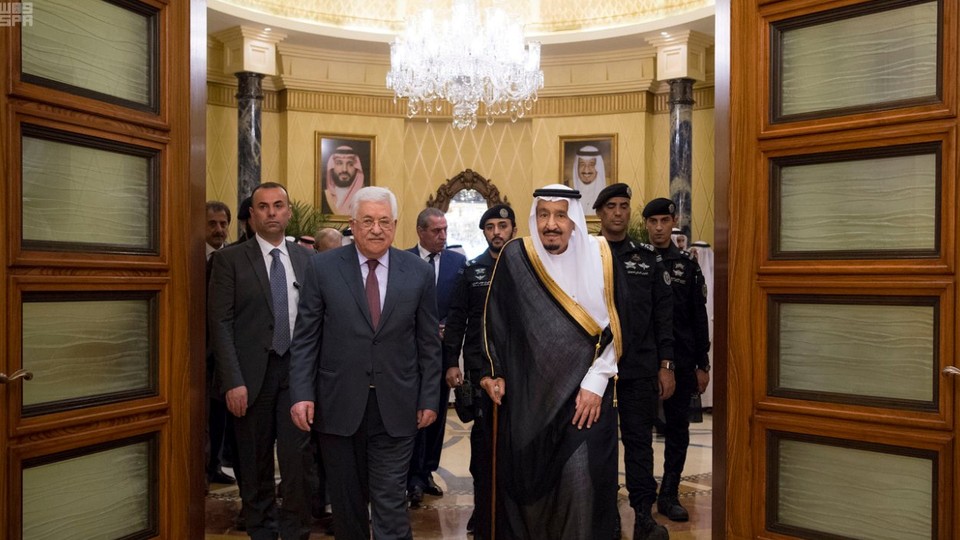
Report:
315,133,376,218
559,134,617,216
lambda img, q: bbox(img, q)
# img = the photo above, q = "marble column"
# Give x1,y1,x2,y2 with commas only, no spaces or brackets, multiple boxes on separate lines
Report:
236,71,264,208
668,78,695,243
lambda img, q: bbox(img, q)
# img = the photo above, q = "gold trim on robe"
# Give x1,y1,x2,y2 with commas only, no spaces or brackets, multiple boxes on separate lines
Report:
481,236,624,378
521,236,622,360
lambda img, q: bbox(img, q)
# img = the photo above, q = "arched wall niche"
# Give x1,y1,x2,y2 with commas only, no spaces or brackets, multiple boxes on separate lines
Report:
426,169,510,211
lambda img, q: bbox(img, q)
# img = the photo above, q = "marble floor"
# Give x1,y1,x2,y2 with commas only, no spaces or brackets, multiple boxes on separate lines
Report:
206,412,713,539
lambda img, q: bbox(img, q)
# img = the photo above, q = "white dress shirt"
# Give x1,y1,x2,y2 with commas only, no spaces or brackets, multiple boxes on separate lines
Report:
358,249,390,309
416,244,440,284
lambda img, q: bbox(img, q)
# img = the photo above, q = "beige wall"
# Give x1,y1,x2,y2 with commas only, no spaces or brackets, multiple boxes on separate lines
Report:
205,106,282,241
208,100,715,247
206,32,716,247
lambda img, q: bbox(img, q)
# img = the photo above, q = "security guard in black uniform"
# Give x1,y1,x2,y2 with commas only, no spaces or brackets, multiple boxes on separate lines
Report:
642,197,711,523
594,184,675,540
442,204,516,539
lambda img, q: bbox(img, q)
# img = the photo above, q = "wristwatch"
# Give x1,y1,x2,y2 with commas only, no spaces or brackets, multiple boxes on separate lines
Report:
660,360,675,371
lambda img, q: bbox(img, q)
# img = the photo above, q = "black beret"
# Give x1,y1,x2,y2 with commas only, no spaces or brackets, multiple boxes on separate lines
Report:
237,196,253,220
642,197,677,218
479,204,515,229
592,183,632,210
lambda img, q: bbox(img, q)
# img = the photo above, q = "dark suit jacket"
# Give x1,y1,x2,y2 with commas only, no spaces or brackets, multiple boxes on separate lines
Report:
208,237,312,403
406,246,466,322
289,244,442,438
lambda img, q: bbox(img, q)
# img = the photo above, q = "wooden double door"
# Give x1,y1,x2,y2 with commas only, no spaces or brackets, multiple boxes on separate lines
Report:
722,0,960,538
0,0,205,537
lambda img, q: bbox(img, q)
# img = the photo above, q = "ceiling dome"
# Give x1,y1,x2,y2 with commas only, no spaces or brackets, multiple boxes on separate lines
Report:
209,0,714,44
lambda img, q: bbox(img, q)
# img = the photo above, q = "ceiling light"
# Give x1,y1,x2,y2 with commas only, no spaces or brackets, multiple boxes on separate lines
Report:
386,0,544,130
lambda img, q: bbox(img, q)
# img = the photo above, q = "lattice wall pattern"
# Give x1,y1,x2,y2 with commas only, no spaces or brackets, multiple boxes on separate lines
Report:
206,105,716,247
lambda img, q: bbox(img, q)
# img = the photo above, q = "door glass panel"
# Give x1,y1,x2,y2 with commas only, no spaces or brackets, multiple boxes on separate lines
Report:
772,298,935,409
21,128,157,254
22,436,157,539
21,293,156,415
774,146,938,257
772,436,934,539
775,0,938,120
21,0,156,110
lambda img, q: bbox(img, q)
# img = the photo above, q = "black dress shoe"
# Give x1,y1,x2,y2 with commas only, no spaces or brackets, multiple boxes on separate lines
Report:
423,476,444,497
207,469,236,485
408,486,424,508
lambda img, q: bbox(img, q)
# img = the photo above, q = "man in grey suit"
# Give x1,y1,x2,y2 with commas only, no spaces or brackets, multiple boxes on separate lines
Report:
406,207,466,506
289,186,442,540
209,182,314,540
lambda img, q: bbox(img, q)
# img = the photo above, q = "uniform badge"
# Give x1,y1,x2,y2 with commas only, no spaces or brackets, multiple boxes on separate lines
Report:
663,271,672,285
499,208,509,218
702,283,708,298
638,262,650,270
624,261,637,270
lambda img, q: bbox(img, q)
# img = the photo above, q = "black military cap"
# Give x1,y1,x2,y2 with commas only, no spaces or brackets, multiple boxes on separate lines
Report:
237,196,253,220
479,204,516,229
592,183,632,210
642,197,677,218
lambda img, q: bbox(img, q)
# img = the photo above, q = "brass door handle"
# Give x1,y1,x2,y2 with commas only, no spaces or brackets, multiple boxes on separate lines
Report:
943,366,960,376
0,369,33,383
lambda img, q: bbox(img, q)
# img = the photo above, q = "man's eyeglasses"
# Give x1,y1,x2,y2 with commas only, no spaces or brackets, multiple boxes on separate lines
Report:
355,218,395,231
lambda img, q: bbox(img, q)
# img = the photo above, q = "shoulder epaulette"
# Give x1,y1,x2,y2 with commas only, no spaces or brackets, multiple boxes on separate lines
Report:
681,249,695,260
641,243,656,252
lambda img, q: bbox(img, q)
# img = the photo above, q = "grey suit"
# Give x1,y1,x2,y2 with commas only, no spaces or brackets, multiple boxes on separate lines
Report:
289,244,442,540
209,238,314,540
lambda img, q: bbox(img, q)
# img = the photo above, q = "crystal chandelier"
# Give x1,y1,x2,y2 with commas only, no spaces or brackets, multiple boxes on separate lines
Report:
386,0,544,130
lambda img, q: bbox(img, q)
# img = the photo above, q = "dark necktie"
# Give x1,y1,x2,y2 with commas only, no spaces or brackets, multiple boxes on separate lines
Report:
366,259,381,329
269,248,290,355
427,252,437,281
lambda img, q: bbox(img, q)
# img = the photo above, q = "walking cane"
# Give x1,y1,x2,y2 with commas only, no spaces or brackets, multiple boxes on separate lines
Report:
490,402,498,540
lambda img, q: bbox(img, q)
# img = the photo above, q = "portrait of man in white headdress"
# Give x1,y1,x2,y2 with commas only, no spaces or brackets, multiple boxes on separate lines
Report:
317,135,374,216
560,136,616,216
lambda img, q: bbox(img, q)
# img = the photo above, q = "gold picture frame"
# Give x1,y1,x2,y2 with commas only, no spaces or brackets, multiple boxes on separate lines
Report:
559,134,617,216
315,132,376,219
